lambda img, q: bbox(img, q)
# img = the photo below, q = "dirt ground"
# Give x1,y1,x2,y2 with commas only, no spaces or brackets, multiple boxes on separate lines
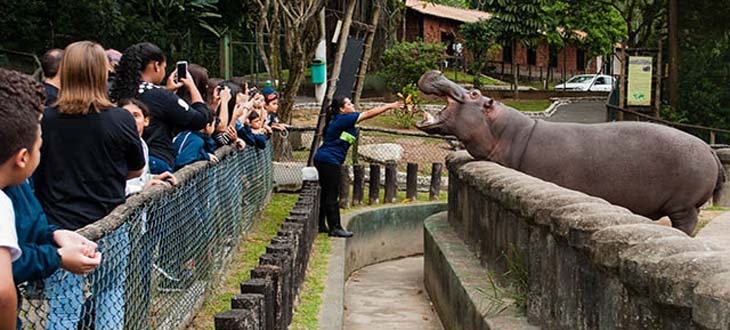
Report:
656,209,724,235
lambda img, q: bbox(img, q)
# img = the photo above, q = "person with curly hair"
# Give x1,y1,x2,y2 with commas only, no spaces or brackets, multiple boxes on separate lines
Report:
110,42,210,174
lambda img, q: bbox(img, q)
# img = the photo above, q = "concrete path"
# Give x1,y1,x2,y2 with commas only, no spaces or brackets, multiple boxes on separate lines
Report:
344,256,444,330
546,100,608,123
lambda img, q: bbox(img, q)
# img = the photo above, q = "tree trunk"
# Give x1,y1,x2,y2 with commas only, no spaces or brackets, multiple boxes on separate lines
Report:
308,0,357,166
352,4,381,106
272,1,323,161
512,39,519,99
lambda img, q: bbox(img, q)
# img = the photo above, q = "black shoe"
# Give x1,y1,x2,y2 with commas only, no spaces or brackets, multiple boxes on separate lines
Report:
329,228,353,238
318,227,329,233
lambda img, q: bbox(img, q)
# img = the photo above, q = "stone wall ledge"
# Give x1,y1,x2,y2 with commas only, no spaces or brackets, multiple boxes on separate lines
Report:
447,150,730,329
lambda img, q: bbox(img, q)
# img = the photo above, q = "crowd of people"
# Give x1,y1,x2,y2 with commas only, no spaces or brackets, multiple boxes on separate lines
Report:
0,36,406,328
0,40,283,329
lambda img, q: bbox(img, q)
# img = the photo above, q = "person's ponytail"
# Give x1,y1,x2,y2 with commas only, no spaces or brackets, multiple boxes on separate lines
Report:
323,95,347,133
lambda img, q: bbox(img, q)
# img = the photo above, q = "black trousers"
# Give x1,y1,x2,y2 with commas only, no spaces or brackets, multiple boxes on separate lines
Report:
314,161,343,231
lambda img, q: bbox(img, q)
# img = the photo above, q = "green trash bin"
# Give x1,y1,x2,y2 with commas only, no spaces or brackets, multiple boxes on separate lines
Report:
311,59,325,84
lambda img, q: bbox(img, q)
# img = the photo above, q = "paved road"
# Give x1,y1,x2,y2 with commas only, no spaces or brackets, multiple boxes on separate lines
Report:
545,100,608,124
344,256,444,330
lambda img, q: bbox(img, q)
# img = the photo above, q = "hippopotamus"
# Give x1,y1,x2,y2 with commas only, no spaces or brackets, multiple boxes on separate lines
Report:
415,70,724,235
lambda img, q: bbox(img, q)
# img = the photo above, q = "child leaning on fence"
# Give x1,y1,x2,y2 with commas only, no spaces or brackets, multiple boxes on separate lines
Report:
173,115,220,170
0,70,101,324
120,98,178,194
0,68,42,330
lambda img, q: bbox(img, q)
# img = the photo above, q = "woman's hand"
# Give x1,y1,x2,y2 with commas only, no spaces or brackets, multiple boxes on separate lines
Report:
166,70,184,91
234,138,246,151
389,101,405,110
219,86,232,105
226,125,237,141
153,172,178,186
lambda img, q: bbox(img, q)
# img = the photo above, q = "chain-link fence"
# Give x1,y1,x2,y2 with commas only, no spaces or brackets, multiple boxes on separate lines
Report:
18,144,273,330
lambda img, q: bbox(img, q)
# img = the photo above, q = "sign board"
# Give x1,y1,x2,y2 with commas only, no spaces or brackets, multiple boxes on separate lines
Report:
627,56,653,106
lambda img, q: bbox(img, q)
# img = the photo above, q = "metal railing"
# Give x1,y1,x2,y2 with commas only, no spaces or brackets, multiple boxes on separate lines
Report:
606,104,730,146
18,144,273,330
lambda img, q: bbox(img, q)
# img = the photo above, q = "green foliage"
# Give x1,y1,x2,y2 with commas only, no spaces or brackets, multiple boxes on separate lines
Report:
542,1,626,57
475,244,528,316
460,19,500,74
390,84,421,129
0,0,245,76
662,0,730,128
380,40,445,92
480,0,547,47
426,0,470,8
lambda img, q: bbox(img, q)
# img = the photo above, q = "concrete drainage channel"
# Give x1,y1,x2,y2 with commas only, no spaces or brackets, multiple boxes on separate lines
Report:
318,202,531,329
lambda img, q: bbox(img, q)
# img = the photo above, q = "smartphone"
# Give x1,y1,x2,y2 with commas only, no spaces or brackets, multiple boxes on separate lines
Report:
176,61,188,82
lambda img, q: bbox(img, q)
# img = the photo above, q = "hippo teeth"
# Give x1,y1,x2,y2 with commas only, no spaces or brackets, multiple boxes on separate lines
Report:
422,111,436,124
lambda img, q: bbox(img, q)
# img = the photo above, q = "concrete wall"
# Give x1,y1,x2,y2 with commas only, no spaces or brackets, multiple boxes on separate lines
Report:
440,150,730,330
319,202,447,330
343,203,448,276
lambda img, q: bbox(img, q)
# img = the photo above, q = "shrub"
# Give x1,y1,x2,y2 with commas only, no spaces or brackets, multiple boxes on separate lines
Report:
380,40,445,92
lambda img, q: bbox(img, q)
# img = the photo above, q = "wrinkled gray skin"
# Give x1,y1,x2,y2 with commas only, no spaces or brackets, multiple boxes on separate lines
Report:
416,70,724,235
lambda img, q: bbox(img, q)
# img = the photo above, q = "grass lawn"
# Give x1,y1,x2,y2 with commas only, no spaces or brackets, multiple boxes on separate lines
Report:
187,193,299,329
440,68,506,86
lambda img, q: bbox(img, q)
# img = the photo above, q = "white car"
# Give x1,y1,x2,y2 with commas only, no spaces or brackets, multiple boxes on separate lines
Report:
554,74,615,92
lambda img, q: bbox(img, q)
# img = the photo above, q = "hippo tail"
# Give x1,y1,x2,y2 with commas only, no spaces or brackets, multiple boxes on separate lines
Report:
713,149,725,195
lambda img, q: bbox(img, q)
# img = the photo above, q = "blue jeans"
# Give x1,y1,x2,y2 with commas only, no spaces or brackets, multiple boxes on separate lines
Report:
45,224,129,329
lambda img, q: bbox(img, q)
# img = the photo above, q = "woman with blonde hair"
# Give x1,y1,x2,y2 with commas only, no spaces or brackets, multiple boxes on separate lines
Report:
34,40,145,329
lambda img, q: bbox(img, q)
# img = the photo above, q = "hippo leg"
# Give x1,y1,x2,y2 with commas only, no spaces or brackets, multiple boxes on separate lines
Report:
667,207,699,235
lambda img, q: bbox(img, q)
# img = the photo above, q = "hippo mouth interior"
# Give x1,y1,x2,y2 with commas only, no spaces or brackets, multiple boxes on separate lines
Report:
416,96,458,129
415,70,466,130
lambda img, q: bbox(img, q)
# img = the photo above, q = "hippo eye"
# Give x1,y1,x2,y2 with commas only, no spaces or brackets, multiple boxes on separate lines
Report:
470,90,480,98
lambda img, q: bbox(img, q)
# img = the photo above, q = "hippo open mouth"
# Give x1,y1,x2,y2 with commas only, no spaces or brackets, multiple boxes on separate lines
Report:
415,70,468,133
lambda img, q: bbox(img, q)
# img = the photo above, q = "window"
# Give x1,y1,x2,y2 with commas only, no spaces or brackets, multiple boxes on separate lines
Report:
576,49,586,71
502,43,512,63
549,46,558,68
527,48,537,66
595,77,606,85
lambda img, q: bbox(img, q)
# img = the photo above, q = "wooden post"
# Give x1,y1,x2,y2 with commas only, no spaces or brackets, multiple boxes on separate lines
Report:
406,163,418,201
429,163,442,201
352,5,381,105
384,161,397,203
352,164,364,205
339,165,350,208
215,309,258,330
368,164,380,205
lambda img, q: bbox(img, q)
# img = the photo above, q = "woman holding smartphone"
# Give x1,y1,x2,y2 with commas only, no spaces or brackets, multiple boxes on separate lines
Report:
110,42,210,174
